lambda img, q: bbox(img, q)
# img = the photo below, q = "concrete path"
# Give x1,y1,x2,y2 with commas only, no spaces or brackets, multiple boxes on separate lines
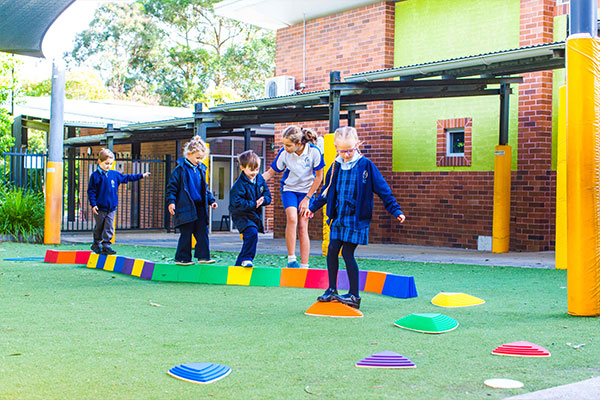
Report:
503,376,600,400
62,230,555,268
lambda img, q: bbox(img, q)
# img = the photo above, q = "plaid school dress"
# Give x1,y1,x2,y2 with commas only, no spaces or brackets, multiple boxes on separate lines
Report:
330,165,369,245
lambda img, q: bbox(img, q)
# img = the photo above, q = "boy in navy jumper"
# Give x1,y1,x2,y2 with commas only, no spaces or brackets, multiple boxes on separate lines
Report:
230,150,272,267
87,148,150,255
166,136,218,265
306,127,406,309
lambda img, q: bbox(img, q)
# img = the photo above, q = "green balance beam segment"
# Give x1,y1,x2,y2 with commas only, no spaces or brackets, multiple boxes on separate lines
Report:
178,265,203,283
151,264,181,282
198,265,229,285
249,267,281,287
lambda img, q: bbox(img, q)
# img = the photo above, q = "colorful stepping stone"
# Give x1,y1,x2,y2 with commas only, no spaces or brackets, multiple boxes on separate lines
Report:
394,313,458,334
492,341,550,358
304,301,363,318
431,292,485,308
355,351,415,369
484,378,524,389
168,363,231,384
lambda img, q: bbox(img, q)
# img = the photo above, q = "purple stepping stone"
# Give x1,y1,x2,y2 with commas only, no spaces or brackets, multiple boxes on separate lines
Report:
355,351,416,369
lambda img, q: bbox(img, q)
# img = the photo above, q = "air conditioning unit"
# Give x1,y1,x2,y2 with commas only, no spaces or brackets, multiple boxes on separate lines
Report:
264,76,295,98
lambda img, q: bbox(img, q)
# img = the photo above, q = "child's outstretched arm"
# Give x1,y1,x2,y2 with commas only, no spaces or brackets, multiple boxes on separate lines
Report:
262,167,276,181
370,161,405,221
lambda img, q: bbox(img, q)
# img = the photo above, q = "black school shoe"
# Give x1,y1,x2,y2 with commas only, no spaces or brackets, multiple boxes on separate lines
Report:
317,288,338,302
91,244,101,254
333,293,361,309
101,247,117,255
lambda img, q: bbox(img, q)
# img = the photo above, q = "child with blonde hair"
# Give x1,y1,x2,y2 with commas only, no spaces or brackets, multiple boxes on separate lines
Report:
306,126,406,309
263,125,325,268
88,148,150,255
166,136,218,265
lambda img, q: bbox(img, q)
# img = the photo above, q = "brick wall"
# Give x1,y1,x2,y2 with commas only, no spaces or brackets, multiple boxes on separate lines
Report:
272,2,396,242
513,0,556,251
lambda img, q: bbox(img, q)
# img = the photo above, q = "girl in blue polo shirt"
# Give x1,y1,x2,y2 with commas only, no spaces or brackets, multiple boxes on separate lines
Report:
306,126,406,309
263,125,325,268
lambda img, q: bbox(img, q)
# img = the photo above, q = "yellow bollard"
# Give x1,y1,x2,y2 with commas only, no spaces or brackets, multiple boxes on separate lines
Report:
555,86,567,269
566,37,600,316
492,145,512,253
43,161,63,245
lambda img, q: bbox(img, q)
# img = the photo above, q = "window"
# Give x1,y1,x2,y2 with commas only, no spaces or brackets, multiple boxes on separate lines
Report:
446,128,465,156
436,118,472,167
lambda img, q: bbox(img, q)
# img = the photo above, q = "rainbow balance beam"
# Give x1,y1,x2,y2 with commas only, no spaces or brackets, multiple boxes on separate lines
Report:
45,250,417,299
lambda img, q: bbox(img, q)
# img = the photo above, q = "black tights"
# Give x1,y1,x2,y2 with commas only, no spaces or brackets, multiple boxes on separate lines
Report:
326,238,359,296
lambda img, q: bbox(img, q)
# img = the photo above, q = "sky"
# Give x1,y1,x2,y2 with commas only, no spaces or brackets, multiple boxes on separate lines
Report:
18,0,133,82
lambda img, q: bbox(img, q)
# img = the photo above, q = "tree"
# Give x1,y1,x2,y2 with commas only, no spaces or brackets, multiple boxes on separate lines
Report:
22,68,110,100
68,0,275,107
0,53,17,152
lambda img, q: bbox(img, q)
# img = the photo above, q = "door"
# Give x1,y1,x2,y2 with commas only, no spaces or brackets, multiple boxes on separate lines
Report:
210,156,232,231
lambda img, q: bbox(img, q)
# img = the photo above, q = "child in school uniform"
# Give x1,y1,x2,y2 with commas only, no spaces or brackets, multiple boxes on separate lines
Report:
306,126,406,309
166,136,218,265
87,148,150,255
263,126,325,268
229,150,272,267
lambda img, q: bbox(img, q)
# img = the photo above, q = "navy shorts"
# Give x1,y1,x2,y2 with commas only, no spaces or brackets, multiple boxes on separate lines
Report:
281,190,308,210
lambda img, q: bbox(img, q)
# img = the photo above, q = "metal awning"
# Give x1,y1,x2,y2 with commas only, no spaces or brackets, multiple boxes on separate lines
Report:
0,0,76,57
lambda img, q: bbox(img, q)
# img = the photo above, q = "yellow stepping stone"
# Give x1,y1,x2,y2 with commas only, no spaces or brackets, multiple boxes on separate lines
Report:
431,292,485,308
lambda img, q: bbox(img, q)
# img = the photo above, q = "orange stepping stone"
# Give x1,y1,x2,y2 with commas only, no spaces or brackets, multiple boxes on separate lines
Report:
304,301,363,318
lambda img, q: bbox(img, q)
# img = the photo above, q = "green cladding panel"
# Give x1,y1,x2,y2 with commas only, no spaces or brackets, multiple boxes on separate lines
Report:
393,0,520,172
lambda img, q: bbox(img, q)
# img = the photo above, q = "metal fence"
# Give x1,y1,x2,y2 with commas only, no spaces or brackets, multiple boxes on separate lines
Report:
0,148,47,193
62,154,172,232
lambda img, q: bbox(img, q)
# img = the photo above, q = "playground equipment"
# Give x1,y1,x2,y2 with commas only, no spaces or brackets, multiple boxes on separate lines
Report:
168,363,231,384
355,351,415,369
492,341,550,358
304,301,363,318
393,313,458,334
43,250,418,299
431,292,485,308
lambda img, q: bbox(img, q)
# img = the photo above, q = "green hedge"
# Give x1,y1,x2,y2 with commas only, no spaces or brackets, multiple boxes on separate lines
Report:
0,184,45,242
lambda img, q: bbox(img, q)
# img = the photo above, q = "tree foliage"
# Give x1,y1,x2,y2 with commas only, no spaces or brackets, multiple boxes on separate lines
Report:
67,0,275,107
0,53,17,152
22,68,111,101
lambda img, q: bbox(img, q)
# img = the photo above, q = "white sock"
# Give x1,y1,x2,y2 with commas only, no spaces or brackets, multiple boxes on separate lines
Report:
300,263,309,269
288,255,297,263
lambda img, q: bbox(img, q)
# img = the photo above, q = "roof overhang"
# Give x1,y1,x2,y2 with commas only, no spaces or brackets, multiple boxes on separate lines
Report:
0,0,76,57
214,0,392,30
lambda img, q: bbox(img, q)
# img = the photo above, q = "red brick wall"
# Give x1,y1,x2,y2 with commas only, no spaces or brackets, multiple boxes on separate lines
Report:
272,2,396,242
513,0,556,251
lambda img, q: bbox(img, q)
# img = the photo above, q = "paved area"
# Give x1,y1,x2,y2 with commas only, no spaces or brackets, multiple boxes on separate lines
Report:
503,376,600,400
62,230,555,268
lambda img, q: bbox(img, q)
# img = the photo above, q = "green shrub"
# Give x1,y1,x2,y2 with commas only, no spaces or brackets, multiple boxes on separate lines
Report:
0,187,45,242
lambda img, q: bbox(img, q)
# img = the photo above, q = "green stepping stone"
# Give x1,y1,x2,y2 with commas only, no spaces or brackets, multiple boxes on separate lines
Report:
198,265,229,285
393,313,458,334
151,264,181,282
249,267,281,287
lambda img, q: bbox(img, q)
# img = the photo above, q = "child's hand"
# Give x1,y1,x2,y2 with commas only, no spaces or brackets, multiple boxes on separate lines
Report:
168,204,175,215
143,172,151,178
304,210,314,219
256,197,264,208
299,197,310,215
92,206,98,215
397,214,406,223
211,203,218,209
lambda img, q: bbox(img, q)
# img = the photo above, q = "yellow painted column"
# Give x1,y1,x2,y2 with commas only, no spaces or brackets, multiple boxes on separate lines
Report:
566,36,600,316
555,85,567,269
43,161,63,244
492,145,512,253
322,134,336,256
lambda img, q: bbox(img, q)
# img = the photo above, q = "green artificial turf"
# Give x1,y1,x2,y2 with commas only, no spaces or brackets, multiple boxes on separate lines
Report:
0,242,598,399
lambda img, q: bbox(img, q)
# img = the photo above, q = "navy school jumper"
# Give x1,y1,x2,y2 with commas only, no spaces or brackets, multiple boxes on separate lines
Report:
229,172,272,233
166,157,216,227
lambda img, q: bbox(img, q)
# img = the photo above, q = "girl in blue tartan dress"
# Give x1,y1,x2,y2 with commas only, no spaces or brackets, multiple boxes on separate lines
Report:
307,127,406,309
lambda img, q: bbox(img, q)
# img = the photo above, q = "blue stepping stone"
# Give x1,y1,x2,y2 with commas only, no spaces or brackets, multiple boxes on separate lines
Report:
167,363,231,384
